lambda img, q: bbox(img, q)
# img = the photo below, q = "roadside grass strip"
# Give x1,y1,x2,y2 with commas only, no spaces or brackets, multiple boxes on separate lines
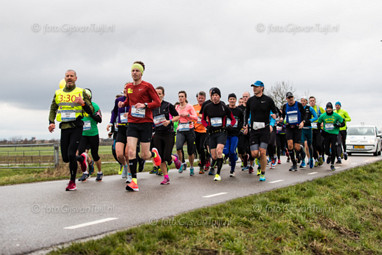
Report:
49,161,382,254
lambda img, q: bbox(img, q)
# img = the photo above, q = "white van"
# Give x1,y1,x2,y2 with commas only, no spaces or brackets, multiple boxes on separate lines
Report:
346,125,382,156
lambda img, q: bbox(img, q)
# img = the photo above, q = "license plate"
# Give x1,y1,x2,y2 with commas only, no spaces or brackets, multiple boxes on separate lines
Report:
354,145,365,149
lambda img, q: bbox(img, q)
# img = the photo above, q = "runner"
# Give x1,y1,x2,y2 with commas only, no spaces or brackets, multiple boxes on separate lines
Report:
77,88,103,182
244,81,278,181
238,91,252,172
193,91,209,174
267,111,278,169
300,96,318,169
175,91,198,175
309,96,325,167
223,93,244,176
118,61,162,191
275,110,288,164
202,88,235,181
49,69,94,191
281,92,306,172
317,102,345,171
334,102,351,163
107,88,132,181
152,86,181,185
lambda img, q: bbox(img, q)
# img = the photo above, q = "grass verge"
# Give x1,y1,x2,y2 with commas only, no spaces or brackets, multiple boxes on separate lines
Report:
49,161,382,254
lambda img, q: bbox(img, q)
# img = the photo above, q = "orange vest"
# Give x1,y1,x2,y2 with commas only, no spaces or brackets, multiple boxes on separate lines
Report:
193,104,206,133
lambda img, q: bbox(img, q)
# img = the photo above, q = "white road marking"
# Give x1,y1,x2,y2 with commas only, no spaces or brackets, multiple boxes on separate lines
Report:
308,172,318,175
64,217,118,230
269,180,284,184
203,192,227,198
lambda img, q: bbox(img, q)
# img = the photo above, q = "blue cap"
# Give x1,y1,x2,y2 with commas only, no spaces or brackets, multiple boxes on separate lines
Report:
335,101,341,107
251,81,264,87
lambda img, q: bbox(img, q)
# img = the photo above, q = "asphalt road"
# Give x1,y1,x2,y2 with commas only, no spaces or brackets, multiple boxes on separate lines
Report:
0,155,380,255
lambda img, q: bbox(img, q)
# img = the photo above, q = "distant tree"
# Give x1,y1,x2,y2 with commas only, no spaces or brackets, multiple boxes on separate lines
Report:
267,81,296,109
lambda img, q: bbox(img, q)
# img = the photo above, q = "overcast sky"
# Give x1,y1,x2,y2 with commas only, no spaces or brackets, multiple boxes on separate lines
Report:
0,0,381,140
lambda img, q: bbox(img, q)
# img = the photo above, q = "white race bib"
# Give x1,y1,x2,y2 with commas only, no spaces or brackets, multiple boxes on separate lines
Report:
178,122,190,132
252,122,265,130
325,123,334,130
131,106,146,118
154,114,167,127
211,117,222,127
311,122,317,129
83,121,91,131
276,126,282,131
120,112,128,123
61,110,76,122
197,117,202,124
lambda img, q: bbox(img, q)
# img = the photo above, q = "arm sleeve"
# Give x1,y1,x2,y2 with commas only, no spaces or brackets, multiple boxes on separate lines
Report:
201,112,209,128
188,105,198,121
91,108,102,123
82,92,94,116
228,107,236,127
244,100,250,125
169,103,179,117
310,107,318,122
298,103,306,122
281,104,286,119
109,98,119,124
269,114,276,126
344,110,351,122
147,85,161,109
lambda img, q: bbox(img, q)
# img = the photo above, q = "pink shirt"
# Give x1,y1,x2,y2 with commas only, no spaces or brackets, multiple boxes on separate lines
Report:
176,103,198,130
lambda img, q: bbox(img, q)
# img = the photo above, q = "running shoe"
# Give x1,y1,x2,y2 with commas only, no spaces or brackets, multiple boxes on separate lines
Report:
80,152,89,172
277,159,281,164
190,167,194,176
118,164,123,175
257,168,261,176
65,180,77,191
318,156,323,166
242,165,249,171
78,173,89,182
204,160,211,171
208,168,215,175
126,179,139,191
96,172,103,182
179,163,187,173
326,156,331,164
199,168,205,174
172,154,181,169
330,164,336,171
259,174,266,181
336,157,342,164
89,160,95,175
286,157,290,163
214,174,221,181
249,166,254,174
160,176,170,185
300,160,306,168
151,148,162,166
121,166,128,178
149,166,158,174
289,164,297,171
309,158,314,169
126,173,132,183
344,152,348,160
138,158,146,172
156,168,163,176
230,171,235,177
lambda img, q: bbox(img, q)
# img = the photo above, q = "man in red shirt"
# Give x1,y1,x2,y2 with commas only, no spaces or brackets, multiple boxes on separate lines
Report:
118,61,161,191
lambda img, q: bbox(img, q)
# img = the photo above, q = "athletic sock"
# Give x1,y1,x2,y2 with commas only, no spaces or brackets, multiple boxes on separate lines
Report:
129,159,138,179
261,171,265,175
216,158,223,175
243,154,248,167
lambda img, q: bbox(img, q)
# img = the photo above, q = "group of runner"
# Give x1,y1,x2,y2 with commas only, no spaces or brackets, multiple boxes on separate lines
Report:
49,62,351,192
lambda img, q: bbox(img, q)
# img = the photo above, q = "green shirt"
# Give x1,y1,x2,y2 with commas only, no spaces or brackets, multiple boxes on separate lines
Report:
317,112,343,135
82,102,100,136
334,108,351,131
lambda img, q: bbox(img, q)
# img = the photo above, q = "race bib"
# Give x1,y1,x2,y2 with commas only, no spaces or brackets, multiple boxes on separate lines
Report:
311,122,317,129
288,114,298,123
61,110,76,122
154,114,167,127
325,123,334,130
178,122,190,132
227,118,238,128
131,106,146,118
197,117,202,124
211,117,222,127
120,112,128,123
276,126,282,131
253,122,265,130
83,121,91,131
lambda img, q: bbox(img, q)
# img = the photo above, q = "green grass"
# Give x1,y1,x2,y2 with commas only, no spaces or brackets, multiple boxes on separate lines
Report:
49,161,382,255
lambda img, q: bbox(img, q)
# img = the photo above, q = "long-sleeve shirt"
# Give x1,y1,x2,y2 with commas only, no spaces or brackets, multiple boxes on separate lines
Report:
109,96,129,126
334,108,351,131
245,94,278,129
202,101,236,133
121,81,161,123
49,85,94,129
175,103,198,130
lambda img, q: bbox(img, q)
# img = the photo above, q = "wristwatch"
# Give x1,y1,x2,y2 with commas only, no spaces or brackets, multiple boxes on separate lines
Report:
144,103,148,108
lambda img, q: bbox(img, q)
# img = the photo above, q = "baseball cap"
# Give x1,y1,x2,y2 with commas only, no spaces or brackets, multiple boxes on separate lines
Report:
286,92,294,98
251,81,264,87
